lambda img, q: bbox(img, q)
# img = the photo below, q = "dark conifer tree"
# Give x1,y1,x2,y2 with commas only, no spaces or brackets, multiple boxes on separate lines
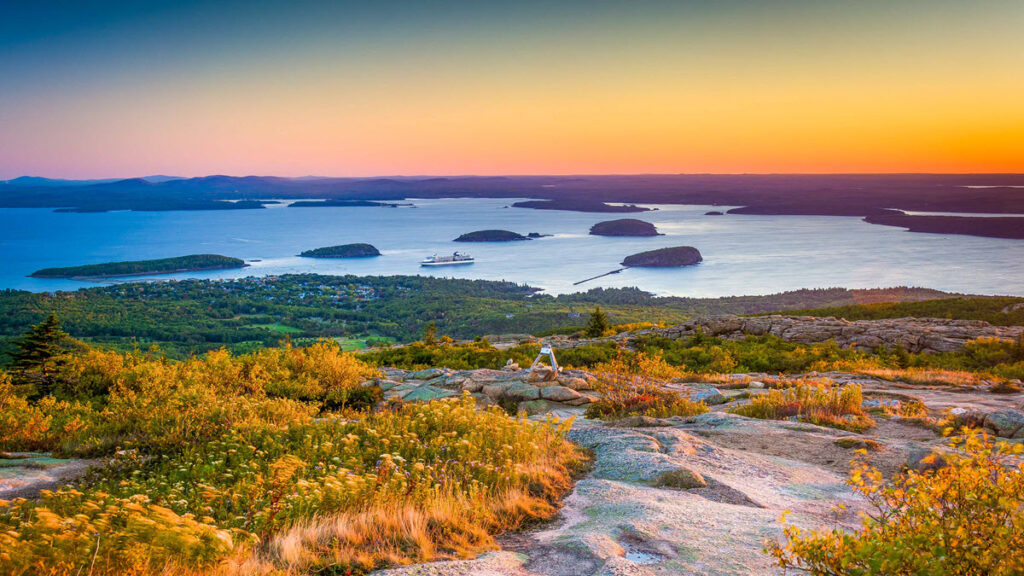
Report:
585,306,610,338
10,312,69,394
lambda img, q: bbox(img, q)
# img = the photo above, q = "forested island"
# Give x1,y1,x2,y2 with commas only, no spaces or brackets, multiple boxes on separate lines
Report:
621,246,703,267
454,230,530,242
30,254,247,279
511,199,652,213
589,219,661,236
299,244,382,258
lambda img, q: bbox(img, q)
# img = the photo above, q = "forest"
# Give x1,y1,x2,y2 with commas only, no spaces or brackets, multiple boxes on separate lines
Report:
0,276,981,360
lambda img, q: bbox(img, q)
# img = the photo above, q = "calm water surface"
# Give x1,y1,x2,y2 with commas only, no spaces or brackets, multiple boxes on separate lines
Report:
2,199,1023,297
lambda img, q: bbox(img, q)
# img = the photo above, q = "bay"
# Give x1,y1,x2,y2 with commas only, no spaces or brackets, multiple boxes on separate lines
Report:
2,198,1023,297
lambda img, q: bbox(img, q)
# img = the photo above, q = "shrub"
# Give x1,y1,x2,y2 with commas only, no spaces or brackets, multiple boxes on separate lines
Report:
584,351,707,420
729,382,874,432
770,430,1024,575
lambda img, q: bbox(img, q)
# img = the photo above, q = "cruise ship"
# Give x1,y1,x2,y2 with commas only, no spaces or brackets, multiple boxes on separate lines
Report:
420,252,475,266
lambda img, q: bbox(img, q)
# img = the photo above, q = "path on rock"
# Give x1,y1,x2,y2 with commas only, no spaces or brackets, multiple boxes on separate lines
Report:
378,413,873,576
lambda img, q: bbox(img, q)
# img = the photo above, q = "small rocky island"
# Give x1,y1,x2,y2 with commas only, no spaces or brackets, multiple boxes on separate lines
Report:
30,254,246,279
621,246,702,267
454,230,530,242
589,218,661,236
705,211,724,216
299,243,381,258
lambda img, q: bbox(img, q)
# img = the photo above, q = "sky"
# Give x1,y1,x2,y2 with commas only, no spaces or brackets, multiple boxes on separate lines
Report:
1,0,1022,178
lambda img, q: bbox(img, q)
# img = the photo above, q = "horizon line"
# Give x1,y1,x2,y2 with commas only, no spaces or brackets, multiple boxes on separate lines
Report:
6,171,1024,182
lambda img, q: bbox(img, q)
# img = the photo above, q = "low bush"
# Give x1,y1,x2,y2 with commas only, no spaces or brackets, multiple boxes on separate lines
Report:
729,382,874,432
584,352,707,420
770,430,1024,575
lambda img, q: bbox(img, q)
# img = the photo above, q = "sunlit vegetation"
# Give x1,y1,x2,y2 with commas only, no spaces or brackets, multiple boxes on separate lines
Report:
0,319,585,574
770,430,1024,575
0,278,954,360
583,352,708,420
360,332,1024,387
729,382,873,432
0,397,584,575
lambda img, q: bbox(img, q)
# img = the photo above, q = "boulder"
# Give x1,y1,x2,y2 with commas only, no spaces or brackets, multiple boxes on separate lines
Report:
560,377,594,391
407,368,447,380
504,382,542,401
656,467,707,489
982,410,1024,438
690,388,726,405
541,386,583,402
401,386,458,402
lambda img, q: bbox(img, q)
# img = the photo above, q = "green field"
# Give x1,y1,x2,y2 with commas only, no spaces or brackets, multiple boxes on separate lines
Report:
249,322,303,334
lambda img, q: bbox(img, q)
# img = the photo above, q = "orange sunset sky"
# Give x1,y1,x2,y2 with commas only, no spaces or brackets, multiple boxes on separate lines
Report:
1,1,1022,178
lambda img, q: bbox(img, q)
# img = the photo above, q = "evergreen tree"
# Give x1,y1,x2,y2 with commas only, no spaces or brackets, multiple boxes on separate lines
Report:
10,312,69,394
585,306,610,338
423,321,437,346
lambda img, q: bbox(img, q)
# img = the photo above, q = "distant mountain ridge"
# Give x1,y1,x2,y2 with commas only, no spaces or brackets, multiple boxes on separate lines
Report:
2,175,1024,234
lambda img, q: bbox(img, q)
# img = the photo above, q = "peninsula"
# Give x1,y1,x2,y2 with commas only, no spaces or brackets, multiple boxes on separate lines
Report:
299,244,382,258
511,199,652,213
863,210,1024,239
289,200,410,208
30,254,247,279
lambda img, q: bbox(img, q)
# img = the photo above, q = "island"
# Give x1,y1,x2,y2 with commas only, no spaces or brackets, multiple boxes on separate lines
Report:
621,246,703,268
705,211,724,216
511,199,652,213
527,232,552,238
863,210,1024,239
30,254,247,279
299,243,382,258
454,230,531,242
589,219,661,237
289,200,411,208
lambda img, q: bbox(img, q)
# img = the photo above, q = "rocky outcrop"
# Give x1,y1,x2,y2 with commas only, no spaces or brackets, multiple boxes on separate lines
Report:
544,314,1023,354
368,367,600,413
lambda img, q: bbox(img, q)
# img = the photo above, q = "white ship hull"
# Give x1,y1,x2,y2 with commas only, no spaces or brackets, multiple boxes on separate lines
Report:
421,259,474,266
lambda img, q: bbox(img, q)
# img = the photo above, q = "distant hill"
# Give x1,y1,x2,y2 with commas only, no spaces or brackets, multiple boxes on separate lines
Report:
3,174,1024,238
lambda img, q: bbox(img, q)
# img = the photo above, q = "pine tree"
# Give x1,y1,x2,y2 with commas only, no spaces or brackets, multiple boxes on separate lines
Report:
585,306,610,338
423,321,437,346
10,312,69,394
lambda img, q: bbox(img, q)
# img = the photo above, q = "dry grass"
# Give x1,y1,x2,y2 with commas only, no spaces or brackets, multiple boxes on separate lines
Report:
729,382,874,432
230,487,560,575
856,367,992,388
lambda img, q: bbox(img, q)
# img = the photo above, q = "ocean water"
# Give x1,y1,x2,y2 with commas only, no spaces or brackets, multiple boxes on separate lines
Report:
2,198,1023,297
